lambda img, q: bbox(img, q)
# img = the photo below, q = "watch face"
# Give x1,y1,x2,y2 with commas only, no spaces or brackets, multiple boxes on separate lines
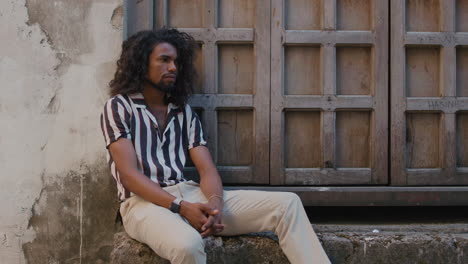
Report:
170,202,181,213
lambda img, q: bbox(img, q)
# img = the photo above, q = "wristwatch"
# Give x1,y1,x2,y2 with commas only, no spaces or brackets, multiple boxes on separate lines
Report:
170,198,183,213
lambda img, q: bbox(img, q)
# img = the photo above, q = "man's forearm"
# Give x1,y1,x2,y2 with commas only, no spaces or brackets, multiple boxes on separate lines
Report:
121,169,176,209
109,139,177,209
199,167,224,209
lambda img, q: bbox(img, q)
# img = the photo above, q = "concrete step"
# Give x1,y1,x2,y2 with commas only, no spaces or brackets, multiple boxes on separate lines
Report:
110,224,468,264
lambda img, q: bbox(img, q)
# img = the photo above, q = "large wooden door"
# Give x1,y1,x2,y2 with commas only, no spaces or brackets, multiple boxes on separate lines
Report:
124,0,468,188
391,0,468,185
270,0,389,185
125,0,388,186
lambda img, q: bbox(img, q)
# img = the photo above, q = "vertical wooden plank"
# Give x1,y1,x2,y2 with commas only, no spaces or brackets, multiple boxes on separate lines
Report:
372,0,389,184
441,1,456,99
205,0,216,28
204,0,216,95
153,0,167,28
456,0,468,32
200,2,215,170
442,113,457,179
440,0,455,32
322,111,335,169
321,18,336,171
125,0,153,38
253,0,271,183
323,0,336,30
204,42,217,94
322,45,336,96
200,0,216,163
205,109,218,163
162,0,168,26
270,0,284,185
391,0,407,185
441,46,456,97
457,112,468,166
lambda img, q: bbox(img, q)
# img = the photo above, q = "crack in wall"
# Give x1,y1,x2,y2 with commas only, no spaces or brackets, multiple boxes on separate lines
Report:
27,171,46,229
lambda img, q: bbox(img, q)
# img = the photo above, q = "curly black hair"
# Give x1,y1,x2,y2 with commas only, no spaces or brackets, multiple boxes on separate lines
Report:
109,28,196,107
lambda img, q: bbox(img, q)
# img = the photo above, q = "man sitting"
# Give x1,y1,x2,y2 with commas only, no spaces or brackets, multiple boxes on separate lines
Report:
100,28,330,264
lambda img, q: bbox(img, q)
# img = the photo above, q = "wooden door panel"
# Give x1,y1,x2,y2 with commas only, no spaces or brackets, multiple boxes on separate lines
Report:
336,47,372,95
335,111,372,168
152,0,270,184
168,0,204,28
391,0,468,185
218,0,255,28
218,44,254,94
271,0,388,185
284,111,322,168
217,110,254,166
336,0,371,30
284,46,322,95
285,0,322,30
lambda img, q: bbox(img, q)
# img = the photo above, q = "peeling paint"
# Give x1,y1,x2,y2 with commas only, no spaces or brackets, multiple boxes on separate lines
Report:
111,5,123,30
25,0,97,74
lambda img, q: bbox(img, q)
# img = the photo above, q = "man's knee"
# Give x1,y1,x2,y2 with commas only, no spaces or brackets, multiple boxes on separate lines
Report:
278,192,302,207
169,232,205,260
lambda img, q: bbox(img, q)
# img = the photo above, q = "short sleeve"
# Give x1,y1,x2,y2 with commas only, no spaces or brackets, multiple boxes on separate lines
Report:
187,106,207,149
100,96,132,148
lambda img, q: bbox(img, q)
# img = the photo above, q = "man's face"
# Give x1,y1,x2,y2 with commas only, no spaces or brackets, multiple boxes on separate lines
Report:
146,42,178,93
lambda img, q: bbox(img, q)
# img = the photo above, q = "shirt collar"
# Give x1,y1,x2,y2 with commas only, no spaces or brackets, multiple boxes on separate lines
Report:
128,92,182,113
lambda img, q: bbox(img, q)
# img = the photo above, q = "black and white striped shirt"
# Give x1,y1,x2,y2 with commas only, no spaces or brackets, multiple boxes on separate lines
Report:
100,93,207,200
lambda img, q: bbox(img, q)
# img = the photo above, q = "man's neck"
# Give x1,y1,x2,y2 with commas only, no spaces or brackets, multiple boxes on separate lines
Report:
142,84,167,109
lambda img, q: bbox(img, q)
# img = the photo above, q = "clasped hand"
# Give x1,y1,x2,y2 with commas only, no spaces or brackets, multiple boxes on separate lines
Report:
179,201,224,238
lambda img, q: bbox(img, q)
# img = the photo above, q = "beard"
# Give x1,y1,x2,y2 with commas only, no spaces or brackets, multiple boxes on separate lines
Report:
146,79,176,94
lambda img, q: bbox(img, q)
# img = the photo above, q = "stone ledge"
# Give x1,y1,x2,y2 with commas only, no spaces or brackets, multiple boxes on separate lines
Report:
110,224,468,264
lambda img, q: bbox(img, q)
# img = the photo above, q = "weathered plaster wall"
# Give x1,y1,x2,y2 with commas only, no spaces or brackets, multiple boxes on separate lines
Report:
0,0,123,263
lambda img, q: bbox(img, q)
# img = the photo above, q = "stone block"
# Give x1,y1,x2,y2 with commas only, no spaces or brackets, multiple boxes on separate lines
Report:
110,232,289,264
111,224,468,264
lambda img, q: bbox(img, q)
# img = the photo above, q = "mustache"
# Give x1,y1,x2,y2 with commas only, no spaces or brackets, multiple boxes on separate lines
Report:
163,73,177,78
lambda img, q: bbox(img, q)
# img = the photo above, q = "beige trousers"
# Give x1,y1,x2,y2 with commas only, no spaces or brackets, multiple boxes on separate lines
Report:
120,181,330,264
